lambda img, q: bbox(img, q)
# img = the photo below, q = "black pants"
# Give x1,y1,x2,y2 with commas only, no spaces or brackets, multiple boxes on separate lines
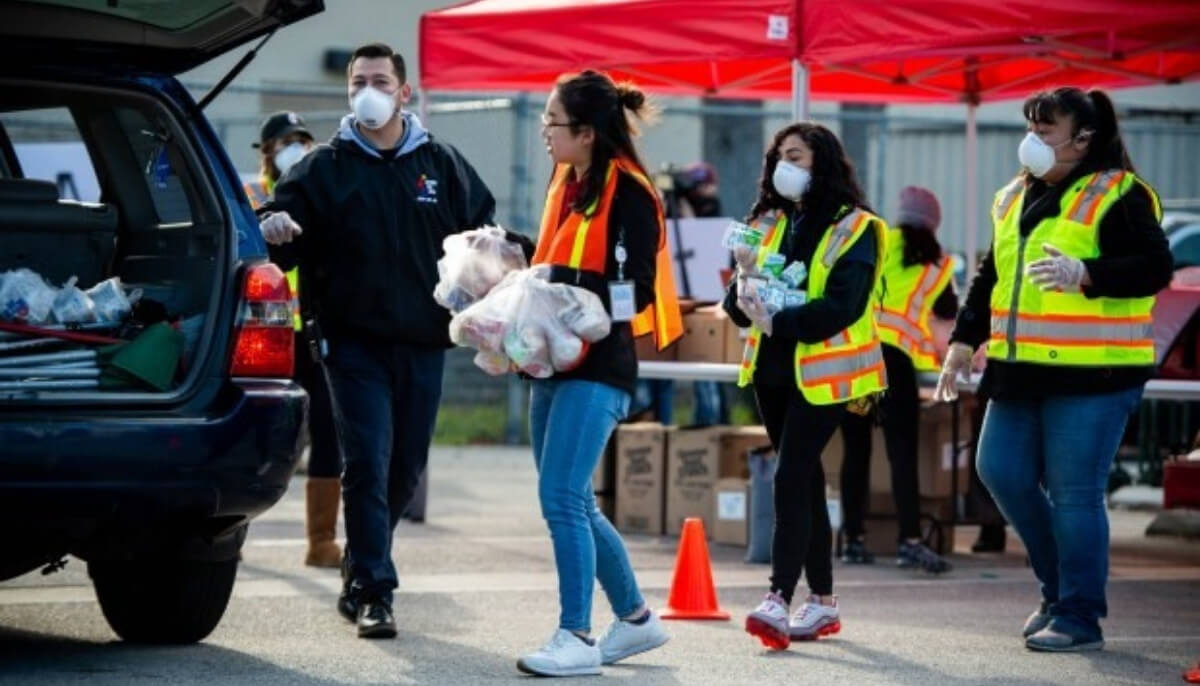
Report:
840,344,922,542
755,383,843,603
295,334,341,478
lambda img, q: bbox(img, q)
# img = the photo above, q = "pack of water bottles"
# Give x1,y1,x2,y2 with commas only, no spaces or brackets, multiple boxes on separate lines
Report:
723,221,809,315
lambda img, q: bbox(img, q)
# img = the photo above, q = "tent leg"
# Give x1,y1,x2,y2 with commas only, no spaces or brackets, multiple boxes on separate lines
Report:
965,102,979,282
792,59,809,122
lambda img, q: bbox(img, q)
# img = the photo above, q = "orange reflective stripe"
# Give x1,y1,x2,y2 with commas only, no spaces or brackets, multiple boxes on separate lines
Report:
1067,171,1125,224
995,178,1023,221
821,211,869,268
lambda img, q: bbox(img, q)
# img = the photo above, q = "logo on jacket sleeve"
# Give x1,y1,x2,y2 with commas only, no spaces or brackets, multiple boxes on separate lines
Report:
416,173,438,204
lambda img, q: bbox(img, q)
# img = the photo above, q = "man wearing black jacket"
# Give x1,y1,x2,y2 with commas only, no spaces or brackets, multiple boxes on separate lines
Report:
259,43,495,639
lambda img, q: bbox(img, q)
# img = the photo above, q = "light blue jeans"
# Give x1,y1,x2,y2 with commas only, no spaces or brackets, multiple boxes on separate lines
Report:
530,379,644,632
976,387,1143,635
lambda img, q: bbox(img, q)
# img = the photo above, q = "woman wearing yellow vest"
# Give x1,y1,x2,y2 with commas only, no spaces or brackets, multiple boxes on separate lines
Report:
516,71,681,677
935,87,1172,652
723,122,887,651
248,112,343,569
839,186,957,573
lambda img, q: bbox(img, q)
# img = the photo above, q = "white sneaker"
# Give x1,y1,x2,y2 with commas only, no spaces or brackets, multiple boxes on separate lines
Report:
598,611,670,664
517,629,602,677
745,592,790,650
789,595,841,641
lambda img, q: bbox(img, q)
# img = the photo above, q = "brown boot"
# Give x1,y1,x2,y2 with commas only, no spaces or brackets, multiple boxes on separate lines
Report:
305,477,342,568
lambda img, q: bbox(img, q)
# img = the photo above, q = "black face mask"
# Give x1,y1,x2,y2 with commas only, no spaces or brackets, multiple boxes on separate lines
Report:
687,195,722,218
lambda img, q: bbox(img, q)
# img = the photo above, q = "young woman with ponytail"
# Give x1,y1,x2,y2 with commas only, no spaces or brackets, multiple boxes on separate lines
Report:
515,70,679,677
935,87,1172,652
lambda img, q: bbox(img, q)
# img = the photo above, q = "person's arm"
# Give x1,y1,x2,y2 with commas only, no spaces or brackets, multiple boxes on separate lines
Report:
949,247,997,349
931,279,958,320
1080,183,1173,298
261,162,318,271
771,225,877,344
504,230,536,263
444,144,497,230
723,281,752,328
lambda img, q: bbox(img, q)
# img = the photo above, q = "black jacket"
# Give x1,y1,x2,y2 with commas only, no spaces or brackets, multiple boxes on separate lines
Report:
951,164,1172,399
265,122,495,348
724,206,880,387
510,173,659,396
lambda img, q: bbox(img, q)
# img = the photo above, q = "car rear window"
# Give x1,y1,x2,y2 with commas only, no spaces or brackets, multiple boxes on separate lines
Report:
1,107,101,202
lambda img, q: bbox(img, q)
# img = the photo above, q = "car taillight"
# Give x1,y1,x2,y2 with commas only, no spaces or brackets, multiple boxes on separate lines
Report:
230,262,295,377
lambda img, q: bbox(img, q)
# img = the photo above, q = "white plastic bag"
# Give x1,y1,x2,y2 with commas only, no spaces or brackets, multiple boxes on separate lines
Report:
87,277,141,323
449,268,612,376
0,268,57,324
434,226,528,313
51,276,97,324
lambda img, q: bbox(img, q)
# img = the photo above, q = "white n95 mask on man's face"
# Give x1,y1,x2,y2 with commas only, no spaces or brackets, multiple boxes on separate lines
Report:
273,142,308,176
772,160,811,201
351,87,397,130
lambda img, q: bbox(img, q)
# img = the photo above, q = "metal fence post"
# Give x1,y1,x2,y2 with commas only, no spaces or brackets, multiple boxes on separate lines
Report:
504,92,533,445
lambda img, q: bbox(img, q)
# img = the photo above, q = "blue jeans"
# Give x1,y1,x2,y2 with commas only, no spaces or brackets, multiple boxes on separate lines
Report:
633,379,674,423
530,379,644,632
976,387,1142,634
323,339,445,606
693,381,728,425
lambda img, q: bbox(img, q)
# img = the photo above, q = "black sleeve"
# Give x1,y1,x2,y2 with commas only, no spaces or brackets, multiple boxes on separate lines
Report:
722,280,752,328
950,247,997,349
931,280,958,320
1080,183,1173,298
443,143,497,230
504,230,536,263
771,228,878,344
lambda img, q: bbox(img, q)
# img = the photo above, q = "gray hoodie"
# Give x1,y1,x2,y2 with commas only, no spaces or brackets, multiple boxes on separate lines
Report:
336,110,429,159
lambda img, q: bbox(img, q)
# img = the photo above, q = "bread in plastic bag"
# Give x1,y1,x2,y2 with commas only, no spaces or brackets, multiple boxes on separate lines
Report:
0,268,57,324
434,226,528,313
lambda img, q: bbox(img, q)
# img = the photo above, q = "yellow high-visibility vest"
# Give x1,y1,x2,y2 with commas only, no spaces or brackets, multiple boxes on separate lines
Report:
875,228,954,372
245,176,303,332
987,169,1162,366
737,208,889,405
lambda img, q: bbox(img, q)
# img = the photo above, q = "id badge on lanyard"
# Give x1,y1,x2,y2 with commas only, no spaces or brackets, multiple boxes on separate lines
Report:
609,241,636,323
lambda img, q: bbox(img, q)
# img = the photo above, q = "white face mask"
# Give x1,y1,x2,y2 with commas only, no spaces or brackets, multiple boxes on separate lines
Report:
1018,131,1071,178
273,142,309,176
772,160,811,201
350,86,397,130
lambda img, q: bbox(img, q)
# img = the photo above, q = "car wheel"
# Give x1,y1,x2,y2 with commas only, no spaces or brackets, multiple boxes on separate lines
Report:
89,555,238,644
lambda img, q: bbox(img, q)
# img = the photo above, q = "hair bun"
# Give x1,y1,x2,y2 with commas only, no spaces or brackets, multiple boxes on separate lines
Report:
618,84,646,111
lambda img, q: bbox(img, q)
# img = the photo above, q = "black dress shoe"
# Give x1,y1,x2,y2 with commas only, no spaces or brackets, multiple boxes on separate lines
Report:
357,601,397,639
337,589,359,623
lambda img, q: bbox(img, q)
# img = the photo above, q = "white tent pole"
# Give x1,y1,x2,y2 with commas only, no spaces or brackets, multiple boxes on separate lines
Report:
792,58,809,121
965,102,979,282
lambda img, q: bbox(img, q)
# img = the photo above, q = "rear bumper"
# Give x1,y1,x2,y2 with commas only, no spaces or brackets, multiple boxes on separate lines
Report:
0,379,307,525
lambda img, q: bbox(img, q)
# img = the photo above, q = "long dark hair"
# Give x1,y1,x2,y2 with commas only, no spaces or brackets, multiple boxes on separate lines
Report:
555,70,658,215
1022,86,1135,174
897,224,943,267
747,122,869,225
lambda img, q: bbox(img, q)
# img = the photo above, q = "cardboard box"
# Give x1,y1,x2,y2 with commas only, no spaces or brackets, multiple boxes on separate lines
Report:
677,306,733,363
713,478,749,545
614,423,667,535
853,493,955,555
718,426,772,480
724,322,749,364
634,331,679,362
664,426,725,536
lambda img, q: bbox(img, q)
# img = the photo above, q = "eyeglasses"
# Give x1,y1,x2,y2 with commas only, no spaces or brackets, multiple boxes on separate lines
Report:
540,113,573,128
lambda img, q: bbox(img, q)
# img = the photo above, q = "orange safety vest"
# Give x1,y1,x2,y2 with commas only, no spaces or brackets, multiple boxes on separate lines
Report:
533,156,683,350
243,176,272,210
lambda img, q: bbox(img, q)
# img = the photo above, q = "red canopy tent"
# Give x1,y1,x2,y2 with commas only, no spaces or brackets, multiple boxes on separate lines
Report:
420,0,1200,271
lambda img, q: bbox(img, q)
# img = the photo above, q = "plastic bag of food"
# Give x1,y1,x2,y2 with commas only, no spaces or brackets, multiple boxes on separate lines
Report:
87,277,142,324
473,350,511,376
0,268,57,324
449,270,525,353
434,226,528,313
51,276,96,324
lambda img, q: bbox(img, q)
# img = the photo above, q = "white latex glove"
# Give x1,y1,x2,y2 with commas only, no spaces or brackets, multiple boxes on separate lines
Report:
933,342,974,403
732,245,758,271
738,290,774,336
260,211,303,246
1026,243,1087,293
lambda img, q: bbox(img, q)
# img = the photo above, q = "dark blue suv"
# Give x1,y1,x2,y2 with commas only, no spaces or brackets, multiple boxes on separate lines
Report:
0,0,324,643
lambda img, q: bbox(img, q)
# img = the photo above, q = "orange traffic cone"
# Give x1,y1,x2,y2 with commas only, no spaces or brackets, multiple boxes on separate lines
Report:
660,518,730,620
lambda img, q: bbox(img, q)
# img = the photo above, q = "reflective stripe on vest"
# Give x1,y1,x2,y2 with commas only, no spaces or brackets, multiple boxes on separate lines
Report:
738,208,889,405
876,242,953,371
987,170,1159,367
532,157,683,350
